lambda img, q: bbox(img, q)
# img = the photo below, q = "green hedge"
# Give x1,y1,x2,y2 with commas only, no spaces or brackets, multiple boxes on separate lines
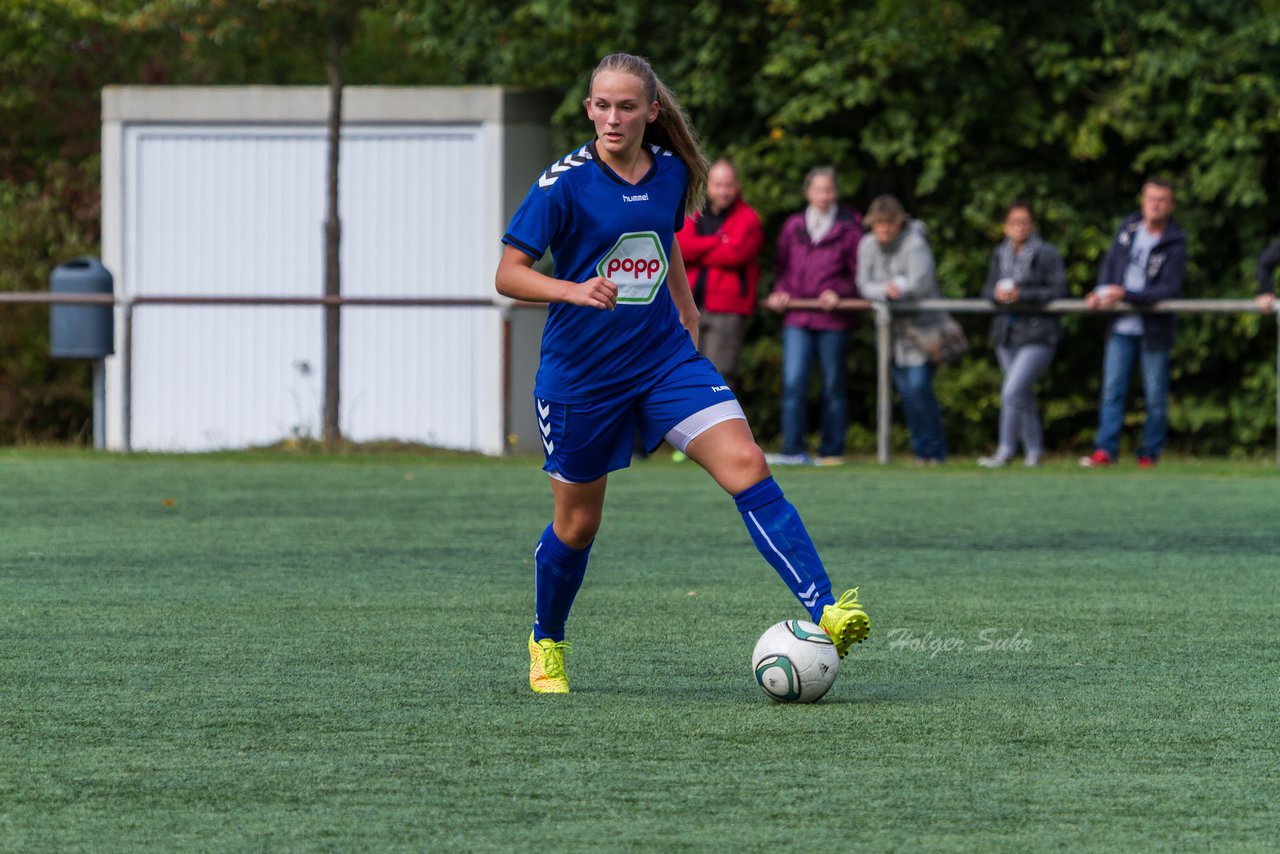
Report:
2,1,1278,453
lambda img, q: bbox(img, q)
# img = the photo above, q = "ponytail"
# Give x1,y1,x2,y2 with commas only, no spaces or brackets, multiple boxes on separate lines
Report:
589,53,708,215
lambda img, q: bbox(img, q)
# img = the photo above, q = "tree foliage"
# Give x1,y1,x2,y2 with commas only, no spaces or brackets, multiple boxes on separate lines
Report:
2,0,1279,453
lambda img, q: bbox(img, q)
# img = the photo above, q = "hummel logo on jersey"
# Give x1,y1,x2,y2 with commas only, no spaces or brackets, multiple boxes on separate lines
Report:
711,385,730,393
623,193,649,202
537,145,593,189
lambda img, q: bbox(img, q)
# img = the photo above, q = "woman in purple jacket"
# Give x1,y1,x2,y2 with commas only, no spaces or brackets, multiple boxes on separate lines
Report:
765,166,863,465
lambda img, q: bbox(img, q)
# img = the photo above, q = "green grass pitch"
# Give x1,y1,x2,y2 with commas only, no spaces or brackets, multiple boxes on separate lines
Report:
1,450,1278,850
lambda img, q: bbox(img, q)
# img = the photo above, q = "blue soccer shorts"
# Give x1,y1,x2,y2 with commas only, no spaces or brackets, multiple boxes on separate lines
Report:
536,354,746,483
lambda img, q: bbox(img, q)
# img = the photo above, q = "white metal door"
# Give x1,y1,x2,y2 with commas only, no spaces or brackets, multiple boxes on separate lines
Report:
121,123,498,452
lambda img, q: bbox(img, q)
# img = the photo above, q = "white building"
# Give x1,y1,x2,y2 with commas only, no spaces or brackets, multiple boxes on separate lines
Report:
101,86,554,453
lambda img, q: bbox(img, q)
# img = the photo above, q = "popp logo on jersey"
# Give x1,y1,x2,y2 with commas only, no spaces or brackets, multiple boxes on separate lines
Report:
604,256,662,280
596,231,669,304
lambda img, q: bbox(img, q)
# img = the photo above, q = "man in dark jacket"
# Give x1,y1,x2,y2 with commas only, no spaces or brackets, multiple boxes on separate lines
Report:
1080,177,1187,468
676,159,763,393
1255,236,1280,313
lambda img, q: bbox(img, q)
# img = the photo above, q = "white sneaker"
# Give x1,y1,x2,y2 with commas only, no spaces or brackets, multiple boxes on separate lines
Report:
765,453,813,466
976,455,1009,469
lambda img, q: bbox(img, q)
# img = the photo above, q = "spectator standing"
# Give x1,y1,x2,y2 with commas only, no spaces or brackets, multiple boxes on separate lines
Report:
676,159,763,393
1079,177,1187,468
856,195,948,464
977,202,1068,468
764,167,862,465
1255,235,1280,312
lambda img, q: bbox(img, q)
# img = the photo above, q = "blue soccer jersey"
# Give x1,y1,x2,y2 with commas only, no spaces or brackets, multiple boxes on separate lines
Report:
503,140,695,403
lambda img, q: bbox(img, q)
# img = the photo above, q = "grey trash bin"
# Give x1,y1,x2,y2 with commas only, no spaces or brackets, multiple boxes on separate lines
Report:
50,257,114,449
50,257,114,358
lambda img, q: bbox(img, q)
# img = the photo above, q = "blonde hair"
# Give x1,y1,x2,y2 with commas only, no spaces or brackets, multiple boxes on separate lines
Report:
864,194,909,227
589,53,708,214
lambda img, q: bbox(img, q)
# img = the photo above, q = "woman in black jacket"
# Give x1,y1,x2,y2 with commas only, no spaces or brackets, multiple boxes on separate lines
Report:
977,202,1068,467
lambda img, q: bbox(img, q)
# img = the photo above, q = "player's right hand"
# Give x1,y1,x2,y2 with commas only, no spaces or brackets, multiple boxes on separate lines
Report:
572,276,618,310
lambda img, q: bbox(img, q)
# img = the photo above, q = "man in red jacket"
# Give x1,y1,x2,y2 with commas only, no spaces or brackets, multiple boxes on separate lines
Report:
677,159,763,393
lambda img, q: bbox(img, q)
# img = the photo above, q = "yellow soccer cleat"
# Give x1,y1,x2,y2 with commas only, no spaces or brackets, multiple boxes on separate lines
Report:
819,588,870,658
528,631,572,694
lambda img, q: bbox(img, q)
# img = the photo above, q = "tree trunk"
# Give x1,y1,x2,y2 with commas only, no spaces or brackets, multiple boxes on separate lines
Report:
322,25,344,451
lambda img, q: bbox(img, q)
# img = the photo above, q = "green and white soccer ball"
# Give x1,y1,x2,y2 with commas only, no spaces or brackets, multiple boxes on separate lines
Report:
751,619,840,703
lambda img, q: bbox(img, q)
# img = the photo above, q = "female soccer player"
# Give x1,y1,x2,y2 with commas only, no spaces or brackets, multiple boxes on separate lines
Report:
495,53,869,693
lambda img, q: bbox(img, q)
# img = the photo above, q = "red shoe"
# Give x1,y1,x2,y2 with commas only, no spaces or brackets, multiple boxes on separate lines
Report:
1137,455,1157,468
1078,449,1114,468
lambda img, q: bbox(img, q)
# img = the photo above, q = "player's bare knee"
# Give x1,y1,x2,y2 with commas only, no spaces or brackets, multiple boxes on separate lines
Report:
558,511,601,548
737,442,769,479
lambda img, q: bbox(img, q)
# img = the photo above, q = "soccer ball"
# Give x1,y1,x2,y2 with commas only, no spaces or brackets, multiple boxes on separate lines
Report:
751,619,840,703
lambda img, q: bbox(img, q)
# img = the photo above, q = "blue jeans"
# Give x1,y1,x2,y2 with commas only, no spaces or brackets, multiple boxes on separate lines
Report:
1094,333,1170,460
892,362,947,461
781,326,848,457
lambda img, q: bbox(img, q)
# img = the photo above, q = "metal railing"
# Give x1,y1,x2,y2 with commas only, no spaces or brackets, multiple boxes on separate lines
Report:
3,292,502,452
781,296,1279,464
5,292,1277,462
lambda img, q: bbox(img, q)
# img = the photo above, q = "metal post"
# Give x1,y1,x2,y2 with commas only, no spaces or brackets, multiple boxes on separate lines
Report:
93,359,105,449
122,299,133,454
501,309,512,456
875,302,892,464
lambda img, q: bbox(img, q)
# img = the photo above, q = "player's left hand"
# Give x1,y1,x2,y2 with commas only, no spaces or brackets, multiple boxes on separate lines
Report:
818,289,841,312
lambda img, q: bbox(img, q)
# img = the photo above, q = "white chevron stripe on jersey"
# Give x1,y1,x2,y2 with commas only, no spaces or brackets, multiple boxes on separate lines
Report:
537,399,554,454
648,144,674,157
537,146,593,189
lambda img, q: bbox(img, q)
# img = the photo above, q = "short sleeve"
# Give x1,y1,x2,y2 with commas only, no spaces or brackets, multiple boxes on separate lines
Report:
502,180,567,261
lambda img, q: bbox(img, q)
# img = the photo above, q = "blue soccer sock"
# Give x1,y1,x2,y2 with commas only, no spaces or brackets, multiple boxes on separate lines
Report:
532,523,592,642
734,477,835,623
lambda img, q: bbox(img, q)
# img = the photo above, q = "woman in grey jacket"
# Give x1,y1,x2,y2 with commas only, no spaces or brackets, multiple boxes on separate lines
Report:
976,202,1068,467
856,195,947,463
